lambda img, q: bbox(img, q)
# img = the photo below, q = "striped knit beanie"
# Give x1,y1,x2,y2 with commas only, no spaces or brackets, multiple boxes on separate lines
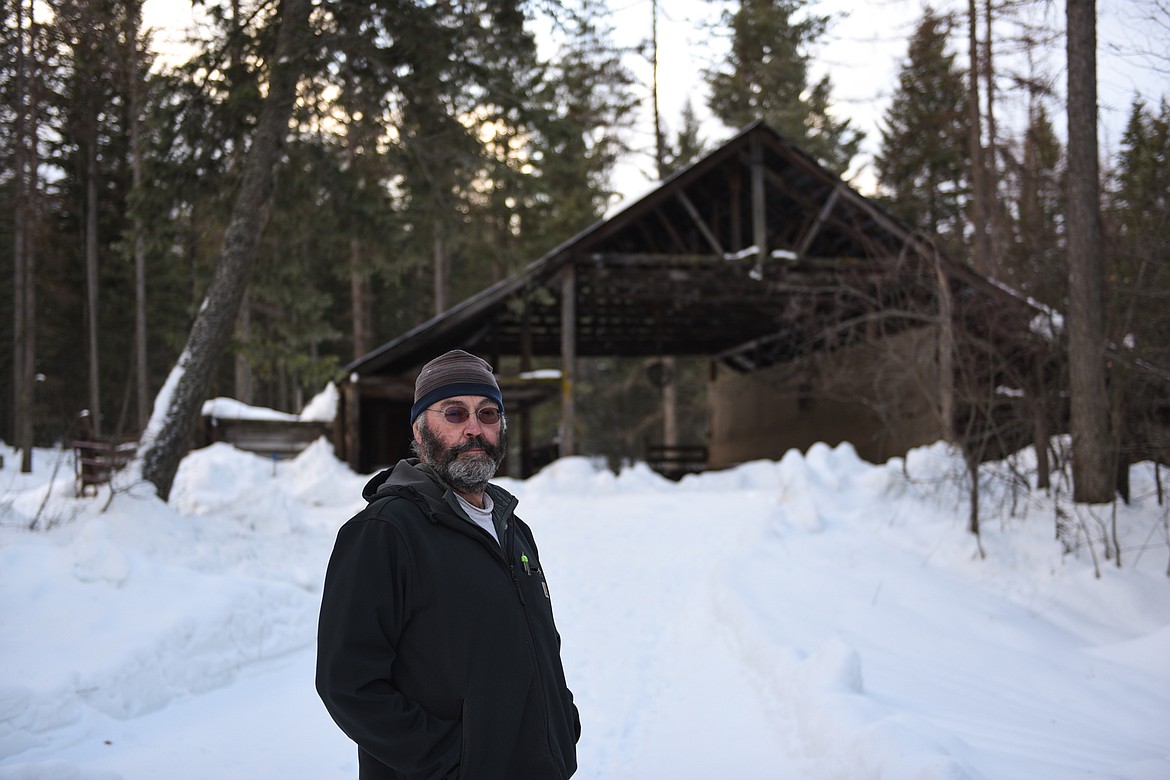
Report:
410,350,504,423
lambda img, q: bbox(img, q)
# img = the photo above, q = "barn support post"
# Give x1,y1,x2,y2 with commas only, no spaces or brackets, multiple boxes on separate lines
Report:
518,300,533,477
560,263,577,457
750,137,768,259
730,164,743,252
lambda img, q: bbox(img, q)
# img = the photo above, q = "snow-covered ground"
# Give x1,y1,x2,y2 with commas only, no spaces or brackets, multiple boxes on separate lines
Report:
1,434,1168,779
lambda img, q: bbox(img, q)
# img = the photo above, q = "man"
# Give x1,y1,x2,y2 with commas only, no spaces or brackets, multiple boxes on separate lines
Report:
316,349,580,780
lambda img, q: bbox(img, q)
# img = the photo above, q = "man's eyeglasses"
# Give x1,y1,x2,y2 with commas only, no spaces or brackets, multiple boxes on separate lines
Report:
426,406,502,426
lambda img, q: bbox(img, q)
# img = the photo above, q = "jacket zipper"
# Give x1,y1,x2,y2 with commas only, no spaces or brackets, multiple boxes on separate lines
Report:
506,516,565,778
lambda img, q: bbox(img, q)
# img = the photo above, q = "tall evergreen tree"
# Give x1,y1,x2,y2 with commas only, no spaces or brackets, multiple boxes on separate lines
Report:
875,7,970,257
45,0,147,439
520,4,637,250
319,0,546,316
704,0,861,175
661,99,707,177
1108,97,1170,363
1003,99,1064,305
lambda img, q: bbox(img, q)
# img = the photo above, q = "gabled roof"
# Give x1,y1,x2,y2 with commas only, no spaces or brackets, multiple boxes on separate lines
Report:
347,121,997,378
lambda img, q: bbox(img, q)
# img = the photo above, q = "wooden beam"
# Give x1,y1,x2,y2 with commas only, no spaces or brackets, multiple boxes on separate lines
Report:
797,184,843,258
676,191,725,255
518,301,533,477
653,207,690,253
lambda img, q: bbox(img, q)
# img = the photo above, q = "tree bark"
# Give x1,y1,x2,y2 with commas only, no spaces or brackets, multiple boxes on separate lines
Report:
124,0,150,432
966,0,990,274
981,0,1000,276
85,54,103,436
350,239,370,359
141,0,313,500
12,0,35,472
1065,0,1114,503
433,231,448,315
234,295,254,404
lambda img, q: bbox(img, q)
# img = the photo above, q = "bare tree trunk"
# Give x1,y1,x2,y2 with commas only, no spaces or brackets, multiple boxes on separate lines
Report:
1065,0,1113,504
1033,360,1051,490
652,0,666,182
967,449,985,557
981,0,1000,276
650,0,678,449
141,0,313,501
433,231,448,315
350,237,370,359
966,0,991,274
12,0,35,472
134,213,148,430
124,0,150,433
85,103,102,436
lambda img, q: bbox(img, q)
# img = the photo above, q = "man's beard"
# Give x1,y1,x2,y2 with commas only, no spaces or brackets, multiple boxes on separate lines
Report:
415,418,508,493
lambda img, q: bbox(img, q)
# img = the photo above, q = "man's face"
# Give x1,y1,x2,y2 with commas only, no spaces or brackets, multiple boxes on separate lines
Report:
413,395,507,492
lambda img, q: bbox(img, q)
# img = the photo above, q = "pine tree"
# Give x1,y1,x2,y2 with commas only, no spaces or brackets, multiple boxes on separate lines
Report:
875,7,970,256
705,0,861,175
1106,96,1170,486
521,4,637,250
662,99,707,177
1109,97,1170,363
1004,100,1064,306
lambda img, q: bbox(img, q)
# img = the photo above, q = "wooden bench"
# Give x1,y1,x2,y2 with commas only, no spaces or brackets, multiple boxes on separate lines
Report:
73,438,138,496
202,417,333,459
644,444,709,480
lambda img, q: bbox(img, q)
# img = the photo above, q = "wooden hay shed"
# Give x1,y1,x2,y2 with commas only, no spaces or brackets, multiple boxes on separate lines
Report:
338,121,1063,476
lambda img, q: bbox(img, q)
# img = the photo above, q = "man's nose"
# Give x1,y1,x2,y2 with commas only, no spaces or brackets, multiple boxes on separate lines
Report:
463,413,483,435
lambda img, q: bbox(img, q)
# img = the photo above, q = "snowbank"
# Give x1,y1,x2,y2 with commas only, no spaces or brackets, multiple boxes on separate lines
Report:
1,439,1167,779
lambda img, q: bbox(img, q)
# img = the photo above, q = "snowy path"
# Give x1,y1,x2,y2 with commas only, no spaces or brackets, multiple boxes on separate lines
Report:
525,481,793,778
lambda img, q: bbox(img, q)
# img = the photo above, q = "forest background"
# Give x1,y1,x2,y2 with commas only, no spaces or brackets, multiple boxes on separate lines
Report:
2,0,1168,484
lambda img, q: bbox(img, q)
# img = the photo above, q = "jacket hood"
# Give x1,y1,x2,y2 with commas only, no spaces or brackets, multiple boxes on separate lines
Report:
362,458,441,503
362,459,518,521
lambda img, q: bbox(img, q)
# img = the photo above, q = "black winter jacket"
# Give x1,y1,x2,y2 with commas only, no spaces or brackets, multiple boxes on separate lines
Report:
316,459,580,780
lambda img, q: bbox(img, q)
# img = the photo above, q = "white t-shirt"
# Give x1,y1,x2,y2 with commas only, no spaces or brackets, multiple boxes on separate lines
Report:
455,492,499,544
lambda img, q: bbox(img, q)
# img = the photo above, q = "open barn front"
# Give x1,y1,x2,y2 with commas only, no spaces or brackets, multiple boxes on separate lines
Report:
708,326,944,468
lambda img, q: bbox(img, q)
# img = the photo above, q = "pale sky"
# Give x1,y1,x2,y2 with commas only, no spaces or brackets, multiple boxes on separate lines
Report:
142,0,1166,198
